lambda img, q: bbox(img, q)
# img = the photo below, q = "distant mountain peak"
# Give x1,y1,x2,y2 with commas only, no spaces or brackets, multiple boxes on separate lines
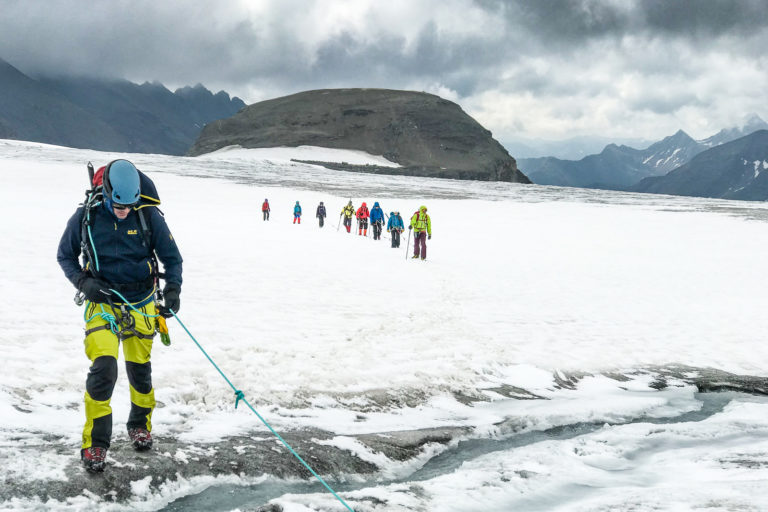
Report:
663,129,694,144
175,84,215,97
700,115,768,148
0,58,248,155
743,113,766,129
633,129,768,201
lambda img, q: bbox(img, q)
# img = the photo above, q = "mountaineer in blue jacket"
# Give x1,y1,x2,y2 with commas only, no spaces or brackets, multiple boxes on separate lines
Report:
370,202,385,240
293,201,302,224
57,159,182,472
387,211,404,248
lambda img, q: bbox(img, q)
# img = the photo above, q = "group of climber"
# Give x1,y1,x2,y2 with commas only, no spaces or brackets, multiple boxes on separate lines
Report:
339,200,432,259
57,158,435,475
262,198,432,258
345,201,389,240
262,199,329,227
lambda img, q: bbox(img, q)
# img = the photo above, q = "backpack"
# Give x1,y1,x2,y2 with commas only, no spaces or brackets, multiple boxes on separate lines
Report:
80,161,164,293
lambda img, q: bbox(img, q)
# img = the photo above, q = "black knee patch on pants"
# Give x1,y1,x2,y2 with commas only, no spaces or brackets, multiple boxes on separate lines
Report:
126,361,153,394
86,356,118,402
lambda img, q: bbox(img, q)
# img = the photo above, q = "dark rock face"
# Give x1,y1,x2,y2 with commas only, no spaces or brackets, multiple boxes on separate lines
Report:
632,130,768,200
0,58,245,155
189,88,530,183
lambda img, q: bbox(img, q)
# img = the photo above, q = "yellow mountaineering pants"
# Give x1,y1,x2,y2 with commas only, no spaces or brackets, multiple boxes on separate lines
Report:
82,298,157,450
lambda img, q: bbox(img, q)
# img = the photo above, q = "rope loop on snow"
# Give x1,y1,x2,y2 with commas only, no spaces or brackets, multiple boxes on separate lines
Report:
168,309,355,512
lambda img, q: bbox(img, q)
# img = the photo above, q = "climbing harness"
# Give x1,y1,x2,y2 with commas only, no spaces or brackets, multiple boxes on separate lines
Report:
84,290,170,346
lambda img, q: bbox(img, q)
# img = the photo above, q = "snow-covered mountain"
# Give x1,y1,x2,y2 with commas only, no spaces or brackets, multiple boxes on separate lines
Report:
519,129,705,189
641,129,705,174
521,116,768,191
633,130,768,200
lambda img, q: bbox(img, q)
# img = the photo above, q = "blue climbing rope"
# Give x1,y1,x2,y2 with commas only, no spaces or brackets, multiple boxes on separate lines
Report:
83,303,120,334
169,309,355,512
85,196,102,272
88,290,355,511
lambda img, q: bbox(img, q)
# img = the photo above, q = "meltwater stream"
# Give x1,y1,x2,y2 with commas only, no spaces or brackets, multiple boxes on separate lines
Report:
161,392,748,511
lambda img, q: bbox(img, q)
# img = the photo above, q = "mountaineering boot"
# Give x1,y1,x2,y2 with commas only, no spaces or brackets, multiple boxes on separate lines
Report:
81,447,107,472
364,229,368,236
128,428,153,451
412,254,420,259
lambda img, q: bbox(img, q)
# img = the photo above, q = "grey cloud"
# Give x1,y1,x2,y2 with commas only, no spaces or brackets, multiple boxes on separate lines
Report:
628,89,706,115
478,0,768,44
0,0,765,140
302,23,510,97
641,0,768,37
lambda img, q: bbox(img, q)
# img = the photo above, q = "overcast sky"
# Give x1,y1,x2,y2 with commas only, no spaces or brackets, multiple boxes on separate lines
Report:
2,0,766,143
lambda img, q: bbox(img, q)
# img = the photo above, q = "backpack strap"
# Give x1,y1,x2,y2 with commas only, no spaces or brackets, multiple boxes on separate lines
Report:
136,208,153,249
137,208,163,283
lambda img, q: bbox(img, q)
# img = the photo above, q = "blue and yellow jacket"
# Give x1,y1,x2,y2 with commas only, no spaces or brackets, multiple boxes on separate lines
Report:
57,202,183,303
387,213,404,231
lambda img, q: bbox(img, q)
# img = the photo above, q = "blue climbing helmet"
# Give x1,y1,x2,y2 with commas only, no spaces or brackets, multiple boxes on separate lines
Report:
104,159,140,205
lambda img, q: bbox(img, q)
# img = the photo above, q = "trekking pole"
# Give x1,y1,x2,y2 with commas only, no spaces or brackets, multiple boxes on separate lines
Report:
337,214,342,231
405,229,411,260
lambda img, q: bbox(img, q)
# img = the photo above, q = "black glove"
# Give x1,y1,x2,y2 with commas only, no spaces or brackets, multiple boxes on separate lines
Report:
428,234,432,240
158,283,181,318
408,225,412,230
78,274,112,303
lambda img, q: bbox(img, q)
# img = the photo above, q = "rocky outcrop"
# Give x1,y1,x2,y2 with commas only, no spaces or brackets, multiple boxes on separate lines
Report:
189,88,530,183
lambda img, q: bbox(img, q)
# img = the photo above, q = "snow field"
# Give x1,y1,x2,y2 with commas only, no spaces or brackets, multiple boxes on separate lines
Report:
3,142,768,437
2,140,768,510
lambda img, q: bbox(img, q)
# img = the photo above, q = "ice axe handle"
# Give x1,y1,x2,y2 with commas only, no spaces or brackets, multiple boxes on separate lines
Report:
156,316,171,346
